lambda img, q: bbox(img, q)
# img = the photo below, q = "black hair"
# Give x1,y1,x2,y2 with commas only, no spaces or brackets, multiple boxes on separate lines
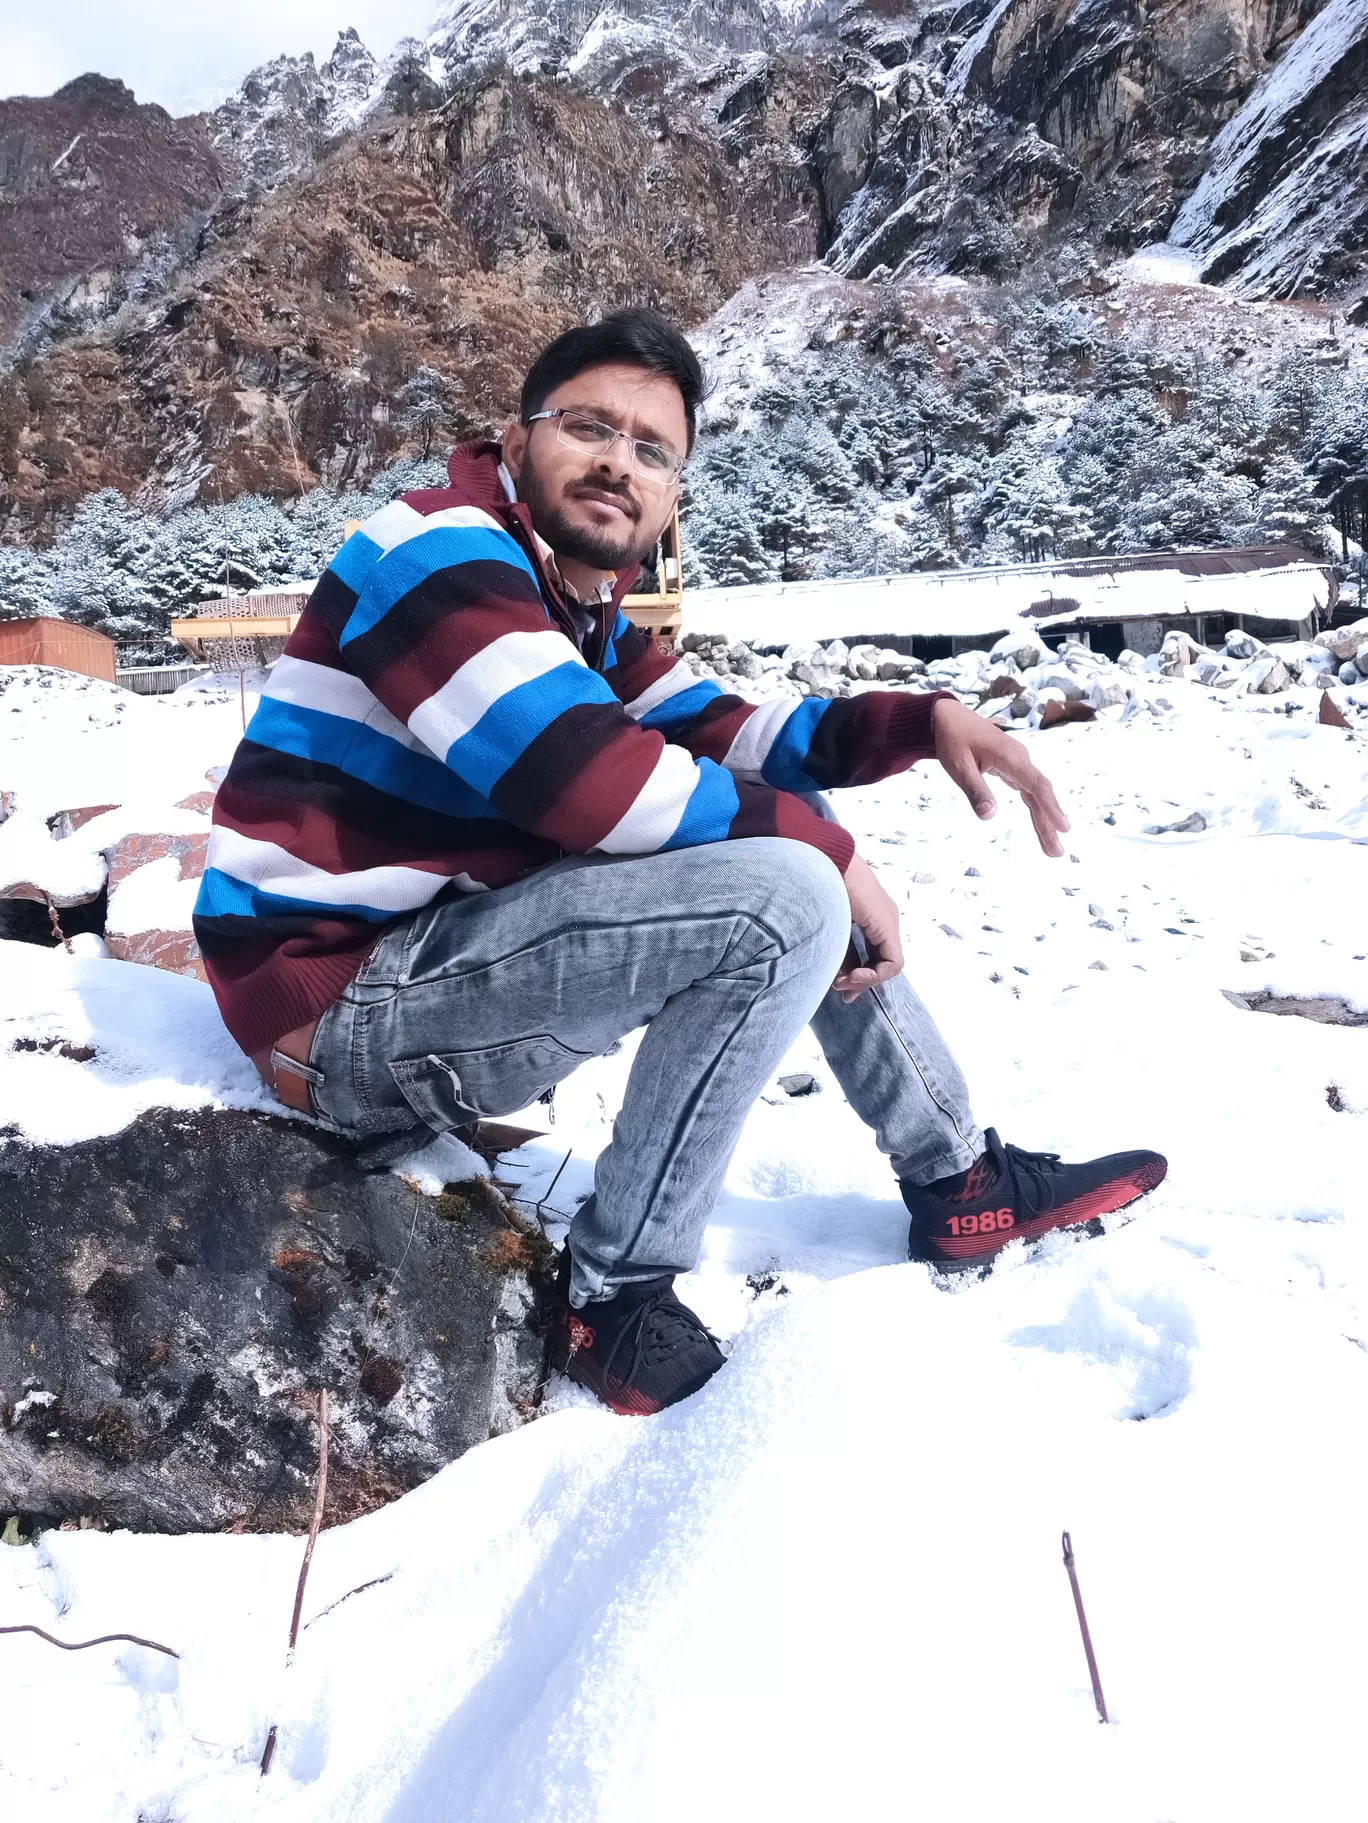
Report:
520,308,707,453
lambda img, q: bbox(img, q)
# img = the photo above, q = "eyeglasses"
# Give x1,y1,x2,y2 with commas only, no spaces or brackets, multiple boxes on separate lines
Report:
525,408,685,483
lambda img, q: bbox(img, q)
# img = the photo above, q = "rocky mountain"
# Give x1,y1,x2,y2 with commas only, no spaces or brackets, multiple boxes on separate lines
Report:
0,75,221,352
0,0,1365,543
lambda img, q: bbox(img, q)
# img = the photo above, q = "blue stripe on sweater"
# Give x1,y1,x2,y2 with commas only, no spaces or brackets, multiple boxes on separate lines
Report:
601,609,631,673
339,526,541,648
444,660,620,798
328,529,384,598
760,697,830,792
247,696,495,821
660,758,740,850
194,866,399,926
638,678,725,734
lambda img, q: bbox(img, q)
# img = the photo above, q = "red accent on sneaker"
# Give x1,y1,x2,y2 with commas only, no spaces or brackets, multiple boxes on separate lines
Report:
567,1314,595,1358
935,1161,1166,1260
940,1152,1001,1204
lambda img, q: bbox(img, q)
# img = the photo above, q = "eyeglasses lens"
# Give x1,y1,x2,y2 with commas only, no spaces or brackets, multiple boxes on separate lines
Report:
558,414,678,480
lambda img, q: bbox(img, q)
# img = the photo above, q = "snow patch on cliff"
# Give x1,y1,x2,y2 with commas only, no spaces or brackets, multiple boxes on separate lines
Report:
1169,0,1368,297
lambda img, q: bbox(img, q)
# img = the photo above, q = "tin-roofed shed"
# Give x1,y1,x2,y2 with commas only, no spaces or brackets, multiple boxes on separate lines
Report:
0,616,117,682
684,545,1338,660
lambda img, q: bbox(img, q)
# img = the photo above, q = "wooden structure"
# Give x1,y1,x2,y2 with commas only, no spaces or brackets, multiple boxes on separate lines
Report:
0,616,116,682
169,586,316,669
621,504,684,643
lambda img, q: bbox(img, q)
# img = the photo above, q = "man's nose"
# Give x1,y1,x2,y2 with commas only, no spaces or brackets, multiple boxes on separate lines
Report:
594,436,635,485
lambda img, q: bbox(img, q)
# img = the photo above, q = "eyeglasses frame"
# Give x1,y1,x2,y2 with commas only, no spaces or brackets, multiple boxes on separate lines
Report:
524,407,687,484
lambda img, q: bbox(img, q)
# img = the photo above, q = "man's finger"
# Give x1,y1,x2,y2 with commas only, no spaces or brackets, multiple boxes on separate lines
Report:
834,958,899,1002
984,745,1070,854
941,736,998,822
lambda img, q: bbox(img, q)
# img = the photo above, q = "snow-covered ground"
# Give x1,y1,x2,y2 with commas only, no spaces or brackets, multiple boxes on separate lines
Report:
2,661,1366,1821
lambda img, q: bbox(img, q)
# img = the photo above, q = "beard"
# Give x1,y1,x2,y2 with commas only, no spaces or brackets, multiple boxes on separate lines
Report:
517,443,653,571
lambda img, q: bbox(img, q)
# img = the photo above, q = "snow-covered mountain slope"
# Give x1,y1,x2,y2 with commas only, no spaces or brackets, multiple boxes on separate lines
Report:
421,0,832,89
1169,0,1368,298
209,28,386,197
1,662,1365,1822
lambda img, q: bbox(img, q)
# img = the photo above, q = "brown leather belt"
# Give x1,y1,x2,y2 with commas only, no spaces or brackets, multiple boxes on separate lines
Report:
251,1014,323,1115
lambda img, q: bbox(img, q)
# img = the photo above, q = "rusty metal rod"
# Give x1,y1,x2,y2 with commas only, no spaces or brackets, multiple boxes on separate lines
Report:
0,1623,178,1658
1061,1530,1109,1723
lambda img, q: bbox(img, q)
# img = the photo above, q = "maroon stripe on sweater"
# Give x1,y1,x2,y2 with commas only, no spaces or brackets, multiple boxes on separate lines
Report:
281,606,352,669
602,619,669,700
362,595,565,723
493,701,644,838
531,724,664,852
676,695,754,765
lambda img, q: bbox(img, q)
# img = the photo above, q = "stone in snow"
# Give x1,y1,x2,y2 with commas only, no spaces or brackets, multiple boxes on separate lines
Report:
777,1073,820,1097
1144,810,1208,834
1319,691,1350,728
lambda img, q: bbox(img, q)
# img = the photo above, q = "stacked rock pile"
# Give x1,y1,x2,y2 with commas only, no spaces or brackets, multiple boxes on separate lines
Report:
679,616,1368,729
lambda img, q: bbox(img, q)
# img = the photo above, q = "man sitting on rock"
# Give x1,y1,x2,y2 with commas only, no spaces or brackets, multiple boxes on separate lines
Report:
194,308,1166,1416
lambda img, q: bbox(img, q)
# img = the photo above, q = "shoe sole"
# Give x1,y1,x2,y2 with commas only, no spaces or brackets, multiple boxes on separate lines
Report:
912,1159,1167,1280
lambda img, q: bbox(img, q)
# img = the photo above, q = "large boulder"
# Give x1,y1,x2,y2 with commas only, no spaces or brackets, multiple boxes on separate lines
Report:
0,1109,549,1533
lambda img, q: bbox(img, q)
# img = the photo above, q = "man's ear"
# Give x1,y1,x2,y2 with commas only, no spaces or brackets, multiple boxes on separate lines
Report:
501,420,528,485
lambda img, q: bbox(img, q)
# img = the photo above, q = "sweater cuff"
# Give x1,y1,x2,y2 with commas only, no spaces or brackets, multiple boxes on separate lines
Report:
884,689,956,763
799,816,856,875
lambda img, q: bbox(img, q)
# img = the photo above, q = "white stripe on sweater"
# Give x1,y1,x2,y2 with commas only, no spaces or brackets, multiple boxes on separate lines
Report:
408,626,586,757
620,659,702,721
207,826,450,912
356,499,505,556
720,696,798,781
593,742,697,853
266,655,428,752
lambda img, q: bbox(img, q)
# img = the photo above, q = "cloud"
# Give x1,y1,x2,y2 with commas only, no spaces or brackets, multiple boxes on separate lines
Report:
0,2,439,115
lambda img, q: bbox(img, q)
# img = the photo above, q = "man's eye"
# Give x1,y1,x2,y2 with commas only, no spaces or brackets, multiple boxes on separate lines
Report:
637,442,672,470
565,417,613,444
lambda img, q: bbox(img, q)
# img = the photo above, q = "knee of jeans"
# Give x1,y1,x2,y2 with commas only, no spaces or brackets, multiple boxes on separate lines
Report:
749,840,850,966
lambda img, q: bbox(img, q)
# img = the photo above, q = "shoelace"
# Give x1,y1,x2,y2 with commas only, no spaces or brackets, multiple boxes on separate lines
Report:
602,1288,720,1388
988,1129,1065,1218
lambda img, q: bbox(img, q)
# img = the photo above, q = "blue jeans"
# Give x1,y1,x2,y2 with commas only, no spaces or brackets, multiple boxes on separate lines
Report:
310,836,983,1304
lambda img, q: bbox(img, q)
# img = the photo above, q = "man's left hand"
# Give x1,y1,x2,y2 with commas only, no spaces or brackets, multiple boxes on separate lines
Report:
930,697,1070,858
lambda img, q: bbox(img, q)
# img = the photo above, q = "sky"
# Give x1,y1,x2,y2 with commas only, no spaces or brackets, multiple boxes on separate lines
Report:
1,2,442,115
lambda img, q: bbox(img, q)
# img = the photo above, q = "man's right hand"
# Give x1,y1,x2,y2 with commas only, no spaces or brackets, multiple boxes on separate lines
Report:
834,851,904,1003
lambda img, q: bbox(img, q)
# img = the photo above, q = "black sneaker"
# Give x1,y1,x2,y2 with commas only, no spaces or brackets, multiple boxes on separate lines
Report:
904,1127,1167,1274
548,1249,726,1415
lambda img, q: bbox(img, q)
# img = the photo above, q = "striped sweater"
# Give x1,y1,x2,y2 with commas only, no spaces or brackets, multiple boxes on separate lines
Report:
195,441,947,1055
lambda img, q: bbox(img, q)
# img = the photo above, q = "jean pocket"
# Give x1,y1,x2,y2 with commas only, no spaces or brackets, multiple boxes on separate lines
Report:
387,1036,591,1131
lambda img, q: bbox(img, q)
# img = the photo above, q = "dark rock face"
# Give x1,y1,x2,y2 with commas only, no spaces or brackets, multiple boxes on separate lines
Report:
0,1108,549,1533
0,76,223,349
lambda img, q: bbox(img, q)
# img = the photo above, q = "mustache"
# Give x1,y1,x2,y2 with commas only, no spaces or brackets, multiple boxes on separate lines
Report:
568,475,640,521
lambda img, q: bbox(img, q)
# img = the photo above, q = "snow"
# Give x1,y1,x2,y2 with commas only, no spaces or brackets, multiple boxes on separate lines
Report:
1121,245,1204,287
105,855,202,937
683,556,1332,648
947,0,1016,95
0,811,106,906
0,939,272,1145
2,659,1367,1820
1169,0,1368,293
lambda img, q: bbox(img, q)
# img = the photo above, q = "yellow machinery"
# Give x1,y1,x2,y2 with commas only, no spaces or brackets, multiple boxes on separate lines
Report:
171,507,684,662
